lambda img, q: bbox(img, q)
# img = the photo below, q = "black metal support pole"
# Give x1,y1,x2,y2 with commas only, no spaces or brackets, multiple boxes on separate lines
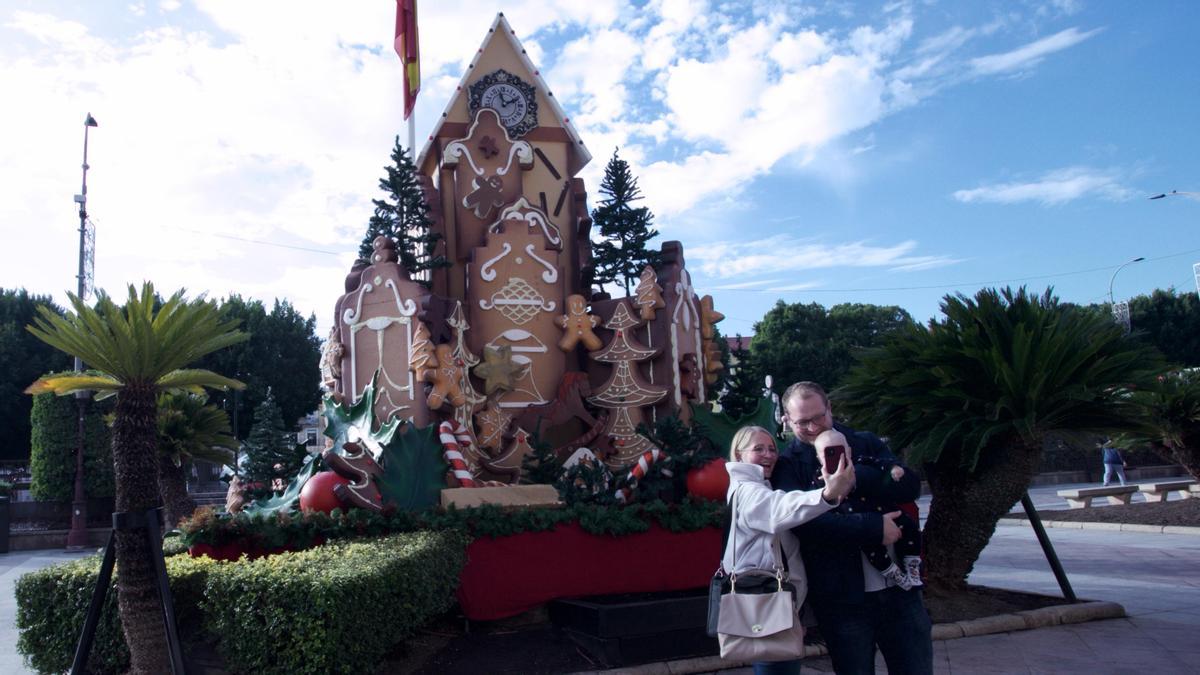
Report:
145,508,186,675
1020,493,1077,602
70,529,116,675
71,509,187,675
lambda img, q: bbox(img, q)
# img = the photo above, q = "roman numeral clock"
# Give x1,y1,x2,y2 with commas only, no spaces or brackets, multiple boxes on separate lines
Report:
468,69,539,139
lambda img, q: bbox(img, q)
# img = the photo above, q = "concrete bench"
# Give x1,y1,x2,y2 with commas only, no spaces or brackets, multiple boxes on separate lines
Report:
1136,479,1197,503
1056,485,1137,508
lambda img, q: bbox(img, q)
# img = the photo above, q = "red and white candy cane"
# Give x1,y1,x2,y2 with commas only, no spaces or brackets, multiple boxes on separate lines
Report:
439,420,478,488
615,448,672,502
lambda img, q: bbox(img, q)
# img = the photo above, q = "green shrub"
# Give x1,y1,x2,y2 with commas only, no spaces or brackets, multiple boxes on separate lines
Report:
15,551,218,674
202,531,469,674
29,392,115,501
16,531,469,675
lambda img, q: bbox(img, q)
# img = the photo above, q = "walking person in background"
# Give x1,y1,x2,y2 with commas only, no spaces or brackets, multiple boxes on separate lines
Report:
1100,438,1128,486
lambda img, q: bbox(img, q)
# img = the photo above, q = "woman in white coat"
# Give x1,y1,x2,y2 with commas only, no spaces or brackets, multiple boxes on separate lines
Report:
724,425,854,675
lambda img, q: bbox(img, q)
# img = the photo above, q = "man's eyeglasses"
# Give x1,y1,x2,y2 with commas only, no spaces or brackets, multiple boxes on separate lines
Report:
787,410,828,429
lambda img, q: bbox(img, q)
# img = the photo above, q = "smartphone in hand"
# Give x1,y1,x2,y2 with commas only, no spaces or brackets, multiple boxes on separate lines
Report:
823,444,846,472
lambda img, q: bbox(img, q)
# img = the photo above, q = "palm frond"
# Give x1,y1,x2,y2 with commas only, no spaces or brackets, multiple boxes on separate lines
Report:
25,372,123,396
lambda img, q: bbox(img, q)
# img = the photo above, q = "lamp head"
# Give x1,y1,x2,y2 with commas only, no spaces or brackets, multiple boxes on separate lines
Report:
85,113,98,128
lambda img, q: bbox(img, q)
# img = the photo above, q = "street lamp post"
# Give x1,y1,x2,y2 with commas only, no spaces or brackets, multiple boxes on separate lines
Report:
1107,256,1143,336
66,113,98,550
1108,257,1145,306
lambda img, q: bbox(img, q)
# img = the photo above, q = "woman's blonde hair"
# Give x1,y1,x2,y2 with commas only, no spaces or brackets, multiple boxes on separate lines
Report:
729,425,774,462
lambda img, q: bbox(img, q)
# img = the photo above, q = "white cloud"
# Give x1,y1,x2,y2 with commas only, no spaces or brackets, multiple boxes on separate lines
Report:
970,26,1101,75
688,235,960,279
952,166,1135,205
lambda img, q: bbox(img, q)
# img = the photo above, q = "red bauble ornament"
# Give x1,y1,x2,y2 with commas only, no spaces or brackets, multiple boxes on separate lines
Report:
300,470,351,514
686,458,730,502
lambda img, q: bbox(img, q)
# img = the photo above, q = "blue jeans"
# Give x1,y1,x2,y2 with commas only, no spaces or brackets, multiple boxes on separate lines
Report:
811,587,933,675
752,659,802,675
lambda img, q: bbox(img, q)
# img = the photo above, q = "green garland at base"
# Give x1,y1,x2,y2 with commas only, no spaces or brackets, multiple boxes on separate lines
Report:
178,497,726,549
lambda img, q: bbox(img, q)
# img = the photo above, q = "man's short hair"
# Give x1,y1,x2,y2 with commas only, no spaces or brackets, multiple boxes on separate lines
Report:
782,381,828,409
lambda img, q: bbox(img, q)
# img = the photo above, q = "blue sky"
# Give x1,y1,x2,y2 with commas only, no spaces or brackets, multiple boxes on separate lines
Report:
2,0,1198,340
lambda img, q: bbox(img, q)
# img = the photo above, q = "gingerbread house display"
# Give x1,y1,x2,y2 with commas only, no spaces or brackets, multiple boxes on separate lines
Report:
319,13,726,506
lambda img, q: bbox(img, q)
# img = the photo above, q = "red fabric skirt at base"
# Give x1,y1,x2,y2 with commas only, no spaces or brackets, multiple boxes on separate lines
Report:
456,523,722,621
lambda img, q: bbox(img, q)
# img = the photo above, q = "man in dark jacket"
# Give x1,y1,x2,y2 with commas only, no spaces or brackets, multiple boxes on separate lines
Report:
771,381,932,675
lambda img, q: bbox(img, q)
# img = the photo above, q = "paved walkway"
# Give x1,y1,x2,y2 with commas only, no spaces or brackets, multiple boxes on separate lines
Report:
0,547,95,675
2,483,1197,674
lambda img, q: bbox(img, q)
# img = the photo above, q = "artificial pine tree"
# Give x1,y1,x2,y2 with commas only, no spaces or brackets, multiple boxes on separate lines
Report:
591,149,661,295
241,389,306,492
720,335,762,420
359,136,450,286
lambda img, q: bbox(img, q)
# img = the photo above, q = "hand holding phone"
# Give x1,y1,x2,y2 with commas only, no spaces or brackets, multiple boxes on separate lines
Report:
822,444,846,472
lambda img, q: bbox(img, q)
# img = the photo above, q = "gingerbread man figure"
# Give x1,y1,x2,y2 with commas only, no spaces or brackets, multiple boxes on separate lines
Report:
555,294,602,352
425,343,468,409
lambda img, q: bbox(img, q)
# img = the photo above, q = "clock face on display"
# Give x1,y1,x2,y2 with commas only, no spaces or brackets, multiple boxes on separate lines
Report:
468,69,538,138
480,83,528,128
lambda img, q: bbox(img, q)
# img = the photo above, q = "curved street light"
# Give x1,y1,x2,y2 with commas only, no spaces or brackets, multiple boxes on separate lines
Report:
1108,256,1145,306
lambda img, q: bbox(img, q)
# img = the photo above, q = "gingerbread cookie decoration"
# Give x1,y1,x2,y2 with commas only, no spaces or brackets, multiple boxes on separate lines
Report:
410,321,436,383
425,343,469,409
323,439,384,512
555,294,602,352
474,345,526,395
473,396,513,454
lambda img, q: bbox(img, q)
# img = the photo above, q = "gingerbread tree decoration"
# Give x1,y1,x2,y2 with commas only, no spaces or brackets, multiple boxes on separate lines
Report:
588,300,669,469
409,320,436,383
446,301,486,457
635,266,665,322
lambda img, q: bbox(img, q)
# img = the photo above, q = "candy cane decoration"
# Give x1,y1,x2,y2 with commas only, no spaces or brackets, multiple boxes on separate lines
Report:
614,448,672,502
439,420,478,488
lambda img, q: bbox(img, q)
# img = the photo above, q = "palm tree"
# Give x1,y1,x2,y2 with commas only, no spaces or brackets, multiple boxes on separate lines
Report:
26,283,246,674
1122,370,1200,481
156,392,237,527
835,287,1162,594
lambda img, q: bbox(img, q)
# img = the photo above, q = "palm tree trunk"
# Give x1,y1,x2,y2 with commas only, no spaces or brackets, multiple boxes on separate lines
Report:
922,437,1042,595
157,454,197,528
111,383,171,675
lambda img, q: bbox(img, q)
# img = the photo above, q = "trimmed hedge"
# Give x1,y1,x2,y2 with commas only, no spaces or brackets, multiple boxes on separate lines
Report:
15,550,213,674
16,531,470,674
206,532,468,674
29,392,114,502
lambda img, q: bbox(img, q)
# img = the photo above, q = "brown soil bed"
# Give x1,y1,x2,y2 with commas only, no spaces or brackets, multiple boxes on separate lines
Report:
924,584,1068,624
1002,496,1200,527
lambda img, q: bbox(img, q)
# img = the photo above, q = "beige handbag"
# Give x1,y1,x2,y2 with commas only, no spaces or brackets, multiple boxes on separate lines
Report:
717,485,806,662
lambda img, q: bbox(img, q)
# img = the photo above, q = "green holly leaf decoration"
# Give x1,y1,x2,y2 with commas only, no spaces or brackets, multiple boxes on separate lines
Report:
241,453,321,517
691,396,783,457
322,371,401,451
375,422,447,511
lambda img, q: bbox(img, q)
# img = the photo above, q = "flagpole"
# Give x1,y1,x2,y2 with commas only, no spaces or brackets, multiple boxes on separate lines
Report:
408,113,416,155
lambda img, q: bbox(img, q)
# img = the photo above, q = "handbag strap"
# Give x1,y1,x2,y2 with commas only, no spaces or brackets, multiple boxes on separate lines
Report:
726,480,786,585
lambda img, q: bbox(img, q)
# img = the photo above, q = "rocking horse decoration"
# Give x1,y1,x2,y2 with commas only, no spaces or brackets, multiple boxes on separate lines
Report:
313,14,726,509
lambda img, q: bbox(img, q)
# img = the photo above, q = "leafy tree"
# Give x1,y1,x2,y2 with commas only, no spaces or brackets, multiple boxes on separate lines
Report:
241,390,306,493
751,300,915,392
1127,288,1200,368
359,137,449,285
28,392,114,503
26,282,246,674
835,287,1162,593
1122,370,1200,482
156,392,236,527
193,295,321,440
591,149,661,294
0,289,72,460
719,335,761,420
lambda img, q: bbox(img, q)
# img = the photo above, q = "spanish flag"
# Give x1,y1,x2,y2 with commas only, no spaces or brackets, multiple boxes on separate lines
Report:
394,0,420,120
